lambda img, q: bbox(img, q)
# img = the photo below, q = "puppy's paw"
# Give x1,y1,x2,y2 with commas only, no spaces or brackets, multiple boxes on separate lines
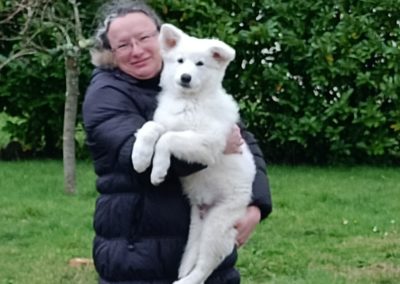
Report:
150,166,167,186
150,148,170,185
131,145,153,173
173,278,203,284
178,264,193,279
172,280,187,284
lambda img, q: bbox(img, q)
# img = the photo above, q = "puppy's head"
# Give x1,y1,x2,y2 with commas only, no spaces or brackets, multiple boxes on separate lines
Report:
159,24,235,95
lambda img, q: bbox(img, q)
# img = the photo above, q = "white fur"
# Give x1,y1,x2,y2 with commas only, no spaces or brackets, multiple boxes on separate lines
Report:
131,24,255,284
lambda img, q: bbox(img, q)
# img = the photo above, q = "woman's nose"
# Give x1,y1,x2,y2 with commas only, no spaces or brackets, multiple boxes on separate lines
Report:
129,39,145,55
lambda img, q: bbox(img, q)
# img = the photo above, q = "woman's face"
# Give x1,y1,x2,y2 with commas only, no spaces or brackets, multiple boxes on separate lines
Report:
107,12,162,80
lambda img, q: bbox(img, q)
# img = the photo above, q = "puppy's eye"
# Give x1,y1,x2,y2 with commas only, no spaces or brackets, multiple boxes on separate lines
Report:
177,58,184,63
196,61,204,66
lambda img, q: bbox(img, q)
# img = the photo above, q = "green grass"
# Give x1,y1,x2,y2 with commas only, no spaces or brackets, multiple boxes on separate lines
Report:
0,161,97,284
0,161,399,283
238,166,400,284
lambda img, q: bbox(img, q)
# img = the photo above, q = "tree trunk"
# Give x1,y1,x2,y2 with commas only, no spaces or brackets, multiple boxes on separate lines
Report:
63,53,80,194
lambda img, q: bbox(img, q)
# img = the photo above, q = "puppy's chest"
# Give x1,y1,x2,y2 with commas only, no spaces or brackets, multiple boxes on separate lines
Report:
155,99,212,130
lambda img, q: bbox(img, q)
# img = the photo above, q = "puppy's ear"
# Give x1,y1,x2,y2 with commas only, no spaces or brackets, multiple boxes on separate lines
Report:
159,24,184,52
209,41,236,67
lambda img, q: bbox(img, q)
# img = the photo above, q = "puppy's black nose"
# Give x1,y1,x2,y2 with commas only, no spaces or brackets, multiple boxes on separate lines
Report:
180,74,191,84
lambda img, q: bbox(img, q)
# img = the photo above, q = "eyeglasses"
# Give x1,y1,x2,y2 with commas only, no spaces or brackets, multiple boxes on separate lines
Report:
112,30,158,54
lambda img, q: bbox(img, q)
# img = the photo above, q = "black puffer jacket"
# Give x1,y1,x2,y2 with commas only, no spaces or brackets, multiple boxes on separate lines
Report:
82,68,272,284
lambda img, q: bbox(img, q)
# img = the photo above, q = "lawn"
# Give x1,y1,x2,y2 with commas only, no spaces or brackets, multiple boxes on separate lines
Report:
0,161,399,283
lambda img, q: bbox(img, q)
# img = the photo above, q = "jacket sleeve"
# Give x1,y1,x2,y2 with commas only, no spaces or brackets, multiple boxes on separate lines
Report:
83,83,205,180
240,123,272,220
82,85,146,176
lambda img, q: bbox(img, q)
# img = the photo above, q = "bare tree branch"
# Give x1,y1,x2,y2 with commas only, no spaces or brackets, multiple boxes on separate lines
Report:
0,0,29,24
69,0,83,41
19,1,41,36
0,49,36,71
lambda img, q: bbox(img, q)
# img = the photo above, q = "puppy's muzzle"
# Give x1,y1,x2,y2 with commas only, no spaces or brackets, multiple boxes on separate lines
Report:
179,73,191,88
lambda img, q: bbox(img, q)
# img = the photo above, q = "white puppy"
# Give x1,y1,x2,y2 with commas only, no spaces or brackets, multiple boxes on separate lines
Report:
132,24,255,284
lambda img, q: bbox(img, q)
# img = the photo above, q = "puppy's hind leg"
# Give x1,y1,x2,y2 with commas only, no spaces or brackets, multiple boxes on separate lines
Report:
178,205,203,279
174,200,247,284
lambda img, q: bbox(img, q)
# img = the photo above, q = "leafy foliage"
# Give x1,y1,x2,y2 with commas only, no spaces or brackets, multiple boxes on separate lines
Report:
152,0,400,164
0,0,100,157
1,0,399,164
121,0,394,165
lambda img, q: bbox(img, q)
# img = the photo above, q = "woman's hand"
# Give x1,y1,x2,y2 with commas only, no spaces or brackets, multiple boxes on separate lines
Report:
224,124,244,154
235,205,261,248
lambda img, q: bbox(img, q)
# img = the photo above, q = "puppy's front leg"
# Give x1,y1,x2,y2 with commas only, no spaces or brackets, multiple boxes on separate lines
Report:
151,131,220,185
150,131,173,185
132,121,166,173
167,130,221,165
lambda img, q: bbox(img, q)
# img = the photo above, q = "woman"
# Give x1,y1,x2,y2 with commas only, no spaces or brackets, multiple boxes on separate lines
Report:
82,0,272,283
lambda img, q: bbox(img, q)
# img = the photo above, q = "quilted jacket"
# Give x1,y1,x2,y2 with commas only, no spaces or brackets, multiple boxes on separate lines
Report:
82,67,272,283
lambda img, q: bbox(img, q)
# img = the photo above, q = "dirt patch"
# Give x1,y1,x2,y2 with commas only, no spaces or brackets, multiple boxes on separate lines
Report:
338,235,400,250
343,262,400,282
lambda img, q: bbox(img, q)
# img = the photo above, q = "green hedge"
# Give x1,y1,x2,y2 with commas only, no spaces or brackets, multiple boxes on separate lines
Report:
152,0,400,164
1,0,399,164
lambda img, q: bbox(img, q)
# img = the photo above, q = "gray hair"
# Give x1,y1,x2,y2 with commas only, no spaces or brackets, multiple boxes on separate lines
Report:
94,0,162,50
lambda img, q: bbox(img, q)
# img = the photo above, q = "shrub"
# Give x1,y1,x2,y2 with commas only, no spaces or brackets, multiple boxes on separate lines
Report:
1,0,399,164
151,0,400,164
